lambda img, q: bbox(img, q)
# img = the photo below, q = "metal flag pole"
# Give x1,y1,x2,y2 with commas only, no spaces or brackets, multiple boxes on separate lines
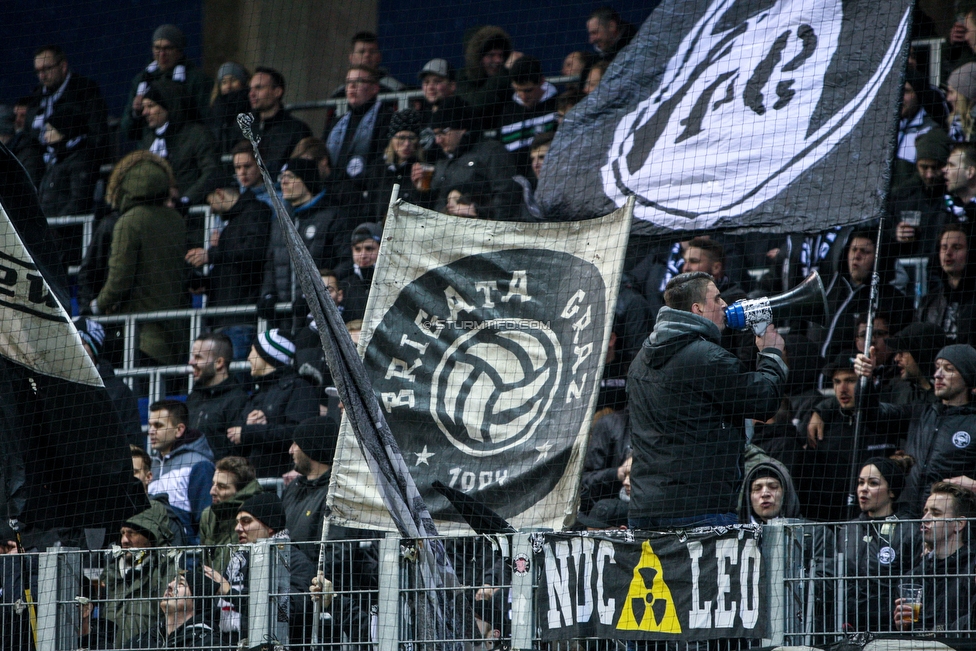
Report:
847,217,884,517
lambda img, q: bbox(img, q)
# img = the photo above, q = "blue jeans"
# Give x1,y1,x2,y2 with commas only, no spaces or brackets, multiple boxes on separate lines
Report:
629,512,738,529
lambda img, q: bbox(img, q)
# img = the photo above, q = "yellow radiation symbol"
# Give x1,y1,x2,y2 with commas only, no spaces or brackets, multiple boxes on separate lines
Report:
616,540,681,633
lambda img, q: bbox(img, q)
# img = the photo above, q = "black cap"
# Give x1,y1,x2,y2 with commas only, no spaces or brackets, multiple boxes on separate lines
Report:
429,96,473,131
281,157,324,196
292,416,339,464
238,492,286,533
822,352,856,378
351,222,382,245
886,322,947,376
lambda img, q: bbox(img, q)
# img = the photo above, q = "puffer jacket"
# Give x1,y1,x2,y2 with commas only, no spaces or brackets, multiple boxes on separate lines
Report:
148,429,215,540
456,25,514,130
627,306,787,521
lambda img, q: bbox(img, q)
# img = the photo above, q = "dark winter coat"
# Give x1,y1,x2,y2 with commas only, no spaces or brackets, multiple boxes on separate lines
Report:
456,26,514,130
77,211,120,309
37,140,97,216
627,306,787,521
909,545,975,631
321,99,397,182
366,157,432,220
186,376,249,462
126,620,217,651
282,470,331,560
251,109,313,177
860,383,976,517
580,409,630,514
121,58,212,141
496,86,559,175
138,120,218,206
917,271,976,346
230,368,320,477
838,513,922,632
205,189,272,315
199,478,263,573
430,138,520,221
208,88,251,154
27,72,110,162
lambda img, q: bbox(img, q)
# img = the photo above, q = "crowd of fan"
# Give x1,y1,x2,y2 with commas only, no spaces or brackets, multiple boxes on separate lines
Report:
4,5,976,647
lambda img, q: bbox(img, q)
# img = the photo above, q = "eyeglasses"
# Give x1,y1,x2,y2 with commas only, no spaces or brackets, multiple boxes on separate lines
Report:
35,62,62,74
433,128,452,137
392,135,419,142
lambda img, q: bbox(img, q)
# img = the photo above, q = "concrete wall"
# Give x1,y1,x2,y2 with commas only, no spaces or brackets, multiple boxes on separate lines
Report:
202,0,378,136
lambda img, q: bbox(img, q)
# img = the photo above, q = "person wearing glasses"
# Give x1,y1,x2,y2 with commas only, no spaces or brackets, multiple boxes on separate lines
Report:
366,108,431,219
323,65,397,183
121,24,212,142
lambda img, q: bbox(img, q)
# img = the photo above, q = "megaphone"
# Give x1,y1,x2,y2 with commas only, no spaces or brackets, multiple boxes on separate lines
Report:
725,271,828,336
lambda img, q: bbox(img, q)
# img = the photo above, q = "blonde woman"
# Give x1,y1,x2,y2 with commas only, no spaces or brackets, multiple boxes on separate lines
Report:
946,62,976,141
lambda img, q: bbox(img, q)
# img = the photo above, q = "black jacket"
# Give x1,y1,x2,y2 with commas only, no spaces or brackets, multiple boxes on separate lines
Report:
252,109,313,177
366,157,432,220
580,409,630,514
910,545,975,631
27,72,110,163
838,514,922,632
627,306,787,521
917,271,976,346
186,377,249,462
231,368,319,477
208,88,251,155
38,140,97,217
860,383,976,517
321,99,397,182
127,619,217,650
430,137,521,221
77,212,119,309
282,470,331,560
138,120,218,206
205,190,272,314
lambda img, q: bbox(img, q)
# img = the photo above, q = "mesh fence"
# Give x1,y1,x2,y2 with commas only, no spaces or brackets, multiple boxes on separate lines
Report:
1,0,976,649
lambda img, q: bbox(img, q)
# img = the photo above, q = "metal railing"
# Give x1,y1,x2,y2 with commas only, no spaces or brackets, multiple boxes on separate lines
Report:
5,523,976,651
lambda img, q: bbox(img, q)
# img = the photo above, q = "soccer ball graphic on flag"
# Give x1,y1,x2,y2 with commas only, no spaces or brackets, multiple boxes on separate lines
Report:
431,321,561,457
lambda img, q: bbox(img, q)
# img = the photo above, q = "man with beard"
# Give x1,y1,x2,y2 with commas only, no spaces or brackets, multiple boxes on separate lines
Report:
855,344,976,517
282,416,339,559
889,126,951,258
883,322,946,406
917,223,976,345
248,67,312,177
185,333,248,461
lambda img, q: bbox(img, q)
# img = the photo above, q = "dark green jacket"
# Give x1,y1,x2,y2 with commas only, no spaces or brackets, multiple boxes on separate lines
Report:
95,158,187,363
199,479,263,573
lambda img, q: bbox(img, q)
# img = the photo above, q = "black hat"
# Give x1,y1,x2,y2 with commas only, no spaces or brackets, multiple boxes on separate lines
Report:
281,157,324,196
388,109,423,139
576,499,629,528
915,128,952,164
822,352,856,378
292,416,339,465
152,24,187,51
252,329,295,368
429,96,472,131
510,56,543,85
201,172,240,198
351,222,382,246
47,103,89,140
886,322,947,376
936,344,976,387
142,79,185,119
861,457,907,501
238,492,286,533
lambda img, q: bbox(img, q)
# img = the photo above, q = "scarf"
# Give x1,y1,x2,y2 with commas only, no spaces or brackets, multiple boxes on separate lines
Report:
136,61,187,97
150,122,170,158
326,99,381,178
43,134,86,166
33,72,73,137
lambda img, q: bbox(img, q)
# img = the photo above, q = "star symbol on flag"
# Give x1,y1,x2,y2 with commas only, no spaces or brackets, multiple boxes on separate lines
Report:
536,441,553,461
414,446,434,466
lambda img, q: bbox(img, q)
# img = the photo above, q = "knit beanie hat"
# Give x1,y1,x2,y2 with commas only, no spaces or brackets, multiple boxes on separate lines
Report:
861,457,907,500
152,24,187,51
429,96,473,131
936,344,976,387
216,62,249,87
949,62,976,103
238,492,286,532
914,127,952,164
351,222,382,246
253,329,295,368
887,322,947,377
281,157,324,196
292,416,340,464
142,79,184,116
46,103,89,140
73,317,105,357
388,109,422,139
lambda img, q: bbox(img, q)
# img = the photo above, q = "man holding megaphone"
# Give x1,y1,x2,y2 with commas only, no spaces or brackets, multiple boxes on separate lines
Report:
627,272,789,528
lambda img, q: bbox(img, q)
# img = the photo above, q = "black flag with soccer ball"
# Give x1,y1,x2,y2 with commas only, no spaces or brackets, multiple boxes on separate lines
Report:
537,0,914,234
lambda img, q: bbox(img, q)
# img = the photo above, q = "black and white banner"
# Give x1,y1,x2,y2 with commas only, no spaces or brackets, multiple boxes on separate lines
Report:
537,0,913,235
329,200,631,533
0,205,100,387
536,528,765,641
